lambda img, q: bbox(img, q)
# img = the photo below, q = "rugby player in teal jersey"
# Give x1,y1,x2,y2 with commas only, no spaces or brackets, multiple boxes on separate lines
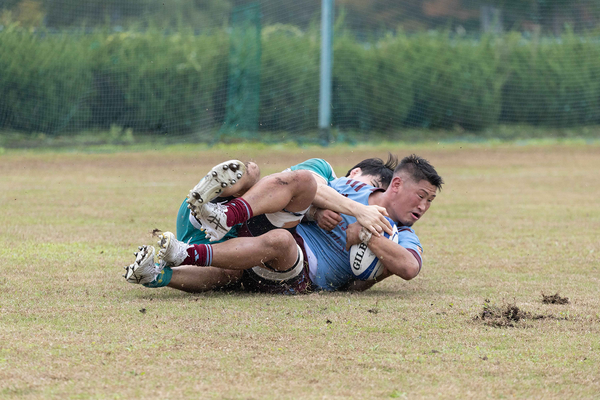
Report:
169,154,441,293
125,156,398,293
126,155,442,294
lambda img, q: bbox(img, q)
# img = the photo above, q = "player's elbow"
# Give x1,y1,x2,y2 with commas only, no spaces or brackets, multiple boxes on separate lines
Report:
399,266,419,281
393,261,420,281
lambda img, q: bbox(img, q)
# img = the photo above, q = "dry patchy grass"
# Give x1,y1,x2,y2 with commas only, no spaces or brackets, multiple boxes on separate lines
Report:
0,142,599,399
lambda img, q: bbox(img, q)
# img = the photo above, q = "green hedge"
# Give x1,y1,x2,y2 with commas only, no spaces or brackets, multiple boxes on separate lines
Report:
259,28,320,132
89,29,228,133
0,26,95,133
397,33,504,130
333,34,414,131
500,31,600,126
1,25,599,136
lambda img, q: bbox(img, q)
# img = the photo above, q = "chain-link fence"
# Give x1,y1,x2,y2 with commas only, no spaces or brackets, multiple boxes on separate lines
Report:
1,0,600,143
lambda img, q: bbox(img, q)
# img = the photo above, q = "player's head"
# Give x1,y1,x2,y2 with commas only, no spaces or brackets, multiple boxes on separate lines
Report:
394,154,443,191
385,154,443,227
345,153,398,189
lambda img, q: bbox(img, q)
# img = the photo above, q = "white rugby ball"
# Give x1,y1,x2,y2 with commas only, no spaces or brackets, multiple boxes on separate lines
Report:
349,218,398,280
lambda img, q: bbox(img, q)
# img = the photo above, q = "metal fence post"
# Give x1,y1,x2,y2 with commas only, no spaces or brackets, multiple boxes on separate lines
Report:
319,0,334,146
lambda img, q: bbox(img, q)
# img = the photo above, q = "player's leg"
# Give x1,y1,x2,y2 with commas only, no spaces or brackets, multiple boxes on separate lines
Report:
167,266,243,293
124,251,245,292
242,169,317,215
158,229,299,272
124,202,241,289
195,169,317,241
138,197,244,291
124,161,262,289
124,230,304,294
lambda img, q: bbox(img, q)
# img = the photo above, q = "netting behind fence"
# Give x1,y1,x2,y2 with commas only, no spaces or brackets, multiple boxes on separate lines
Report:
1,0,600,142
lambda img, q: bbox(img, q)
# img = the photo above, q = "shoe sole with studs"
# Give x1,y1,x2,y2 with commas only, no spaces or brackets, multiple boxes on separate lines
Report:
186,160,245,217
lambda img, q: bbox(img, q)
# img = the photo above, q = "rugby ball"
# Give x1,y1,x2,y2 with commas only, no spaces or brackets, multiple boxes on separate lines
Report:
349,217,398,280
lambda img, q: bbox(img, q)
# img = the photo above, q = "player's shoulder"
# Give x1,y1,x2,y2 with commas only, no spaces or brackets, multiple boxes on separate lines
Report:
330,177,379,193
396,225,419,240
396,225,423,252
396,225,416,234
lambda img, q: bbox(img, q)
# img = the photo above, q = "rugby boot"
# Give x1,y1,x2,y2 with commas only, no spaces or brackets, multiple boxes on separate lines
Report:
123,245,163,285
186,160,246,217
156,231,190,267
194,201,232,242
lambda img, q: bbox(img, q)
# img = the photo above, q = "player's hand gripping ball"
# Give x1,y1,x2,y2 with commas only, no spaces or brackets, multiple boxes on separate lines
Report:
349,217,398,280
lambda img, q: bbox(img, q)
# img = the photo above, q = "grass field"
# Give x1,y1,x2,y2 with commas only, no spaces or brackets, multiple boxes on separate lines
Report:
1,141,599,399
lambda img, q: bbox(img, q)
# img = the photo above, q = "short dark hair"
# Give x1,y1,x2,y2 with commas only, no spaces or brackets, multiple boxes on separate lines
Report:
395,154,443,191
345,153,398,188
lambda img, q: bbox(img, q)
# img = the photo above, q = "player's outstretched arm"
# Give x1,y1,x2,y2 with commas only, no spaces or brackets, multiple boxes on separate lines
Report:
367,237,419,280
312,183,393,236
345,223,420,281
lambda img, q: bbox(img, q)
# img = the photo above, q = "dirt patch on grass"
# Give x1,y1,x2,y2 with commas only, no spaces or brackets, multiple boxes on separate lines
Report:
475,300,529,328
541,292,570,304
474,299,568,328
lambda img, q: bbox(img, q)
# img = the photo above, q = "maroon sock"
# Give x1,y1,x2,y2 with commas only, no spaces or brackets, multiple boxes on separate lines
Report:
224,198,254,226
182,244,213,266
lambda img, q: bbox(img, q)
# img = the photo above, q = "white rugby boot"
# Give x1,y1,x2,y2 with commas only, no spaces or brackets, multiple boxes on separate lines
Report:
186,160,246,217
194,201,232,242
123,245,163,285
156,231,190,267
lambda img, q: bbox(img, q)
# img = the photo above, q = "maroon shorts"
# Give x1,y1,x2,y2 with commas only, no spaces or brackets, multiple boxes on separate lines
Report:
237,216,312,295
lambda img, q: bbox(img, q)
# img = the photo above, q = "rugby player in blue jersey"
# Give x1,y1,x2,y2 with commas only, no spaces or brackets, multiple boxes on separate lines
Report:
299,154,443,291
124,156,399,293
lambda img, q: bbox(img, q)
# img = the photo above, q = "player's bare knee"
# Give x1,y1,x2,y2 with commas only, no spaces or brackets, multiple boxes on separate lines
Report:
293,170,317,190
270,170,314,189
262,230,298,272
258,229,296,258
399,265,420,281
287,170,317,210
260,229,294,249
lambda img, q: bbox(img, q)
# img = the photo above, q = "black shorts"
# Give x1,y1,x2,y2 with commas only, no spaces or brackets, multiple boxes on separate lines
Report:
237,213,278,237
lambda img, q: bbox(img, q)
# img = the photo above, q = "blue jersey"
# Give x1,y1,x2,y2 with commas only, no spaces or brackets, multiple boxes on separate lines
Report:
297,177,424,291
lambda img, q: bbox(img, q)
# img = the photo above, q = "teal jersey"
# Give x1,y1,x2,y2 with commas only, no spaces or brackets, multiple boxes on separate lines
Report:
289,158,337,182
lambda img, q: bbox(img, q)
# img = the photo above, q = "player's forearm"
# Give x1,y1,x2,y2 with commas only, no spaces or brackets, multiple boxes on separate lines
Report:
312,184,361,216
367,236,420,280
313,185,391,235
313,184,354,215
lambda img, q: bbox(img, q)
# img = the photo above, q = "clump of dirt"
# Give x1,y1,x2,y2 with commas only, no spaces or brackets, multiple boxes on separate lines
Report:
474,299,569,328
542,292,570,304
475,300,531,328
151,228,163,237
